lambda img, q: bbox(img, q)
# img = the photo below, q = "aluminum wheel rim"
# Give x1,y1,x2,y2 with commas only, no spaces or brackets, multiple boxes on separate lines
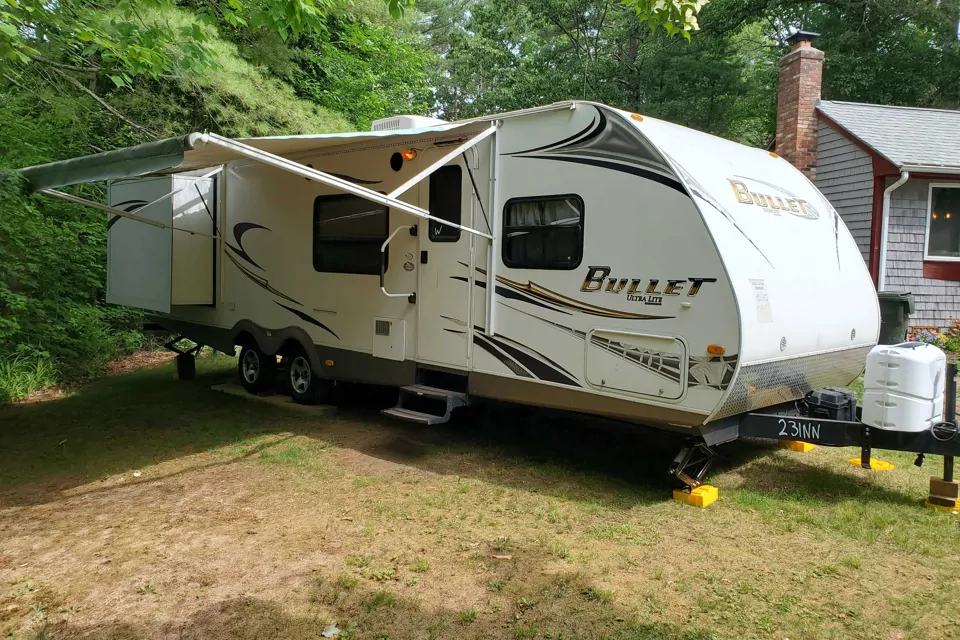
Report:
290,356,311,394
241,350,260,384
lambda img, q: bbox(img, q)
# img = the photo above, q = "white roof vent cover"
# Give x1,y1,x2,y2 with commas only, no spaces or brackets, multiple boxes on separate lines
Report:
370,115,448,131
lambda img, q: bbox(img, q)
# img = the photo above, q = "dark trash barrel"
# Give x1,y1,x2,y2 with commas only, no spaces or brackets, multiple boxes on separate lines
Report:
877,291,914,345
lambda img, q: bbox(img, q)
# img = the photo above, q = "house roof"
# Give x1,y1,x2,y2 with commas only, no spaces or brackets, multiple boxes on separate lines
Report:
817,100,960,172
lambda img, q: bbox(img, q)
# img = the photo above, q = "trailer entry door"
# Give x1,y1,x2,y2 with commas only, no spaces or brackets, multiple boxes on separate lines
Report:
417,160,470,368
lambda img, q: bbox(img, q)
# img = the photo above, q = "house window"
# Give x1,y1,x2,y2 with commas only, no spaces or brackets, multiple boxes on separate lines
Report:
926,184,960,260
313,194,388,274
502,195,584,270
428,165,462,242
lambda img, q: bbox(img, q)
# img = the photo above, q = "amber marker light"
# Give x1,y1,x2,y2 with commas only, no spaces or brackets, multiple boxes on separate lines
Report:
401,149,417,161
707,345,725,355
630,113,644,121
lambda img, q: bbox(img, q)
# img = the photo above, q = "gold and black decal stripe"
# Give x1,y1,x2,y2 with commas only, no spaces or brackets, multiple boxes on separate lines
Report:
459,263,673,320
274,301,339,340
527,155,686,195
504,301,737,391
462,327,581,387
473,333,534,379
450,276,571,315
485,333,580,387
224,251,302,306
505,114,601,156
226,222,269,270
495,274,674,320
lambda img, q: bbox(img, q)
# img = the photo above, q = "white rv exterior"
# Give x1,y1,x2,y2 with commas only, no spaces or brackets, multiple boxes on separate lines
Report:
37,101,880,430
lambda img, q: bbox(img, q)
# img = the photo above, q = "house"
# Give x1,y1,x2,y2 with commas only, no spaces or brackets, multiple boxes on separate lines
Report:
774,31,960,331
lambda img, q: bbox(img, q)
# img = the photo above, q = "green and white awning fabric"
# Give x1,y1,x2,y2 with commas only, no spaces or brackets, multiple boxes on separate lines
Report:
19,135,193,192
17,124,477,192
17,123,496,241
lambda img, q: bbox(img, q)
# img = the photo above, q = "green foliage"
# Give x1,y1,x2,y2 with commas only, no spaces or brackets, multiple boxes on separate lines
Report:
0,2,362,390
290,13,436,129
0,0,413,86
623,0,709,39
146,7,352,136
423,0,960,144
775,0,960,109
0,354,57,402
0,170,142,388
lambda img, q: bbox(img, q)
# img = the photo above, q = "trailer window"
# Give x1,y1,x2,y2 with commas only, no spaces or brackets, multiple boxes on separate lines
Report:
502,195,583,270
428,165,462,242
313,195,388,275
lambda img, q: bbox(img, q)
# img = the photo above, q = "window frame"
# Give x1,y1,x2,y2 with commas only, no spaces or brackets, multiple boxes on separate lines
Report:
312,193,389,275
428,164,463,243
501,193,585,271
923,182,960,263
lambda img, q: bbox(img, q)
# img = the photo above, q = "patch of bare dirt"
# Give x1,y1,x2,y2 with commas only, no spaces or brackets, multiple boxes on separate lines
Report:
105,350,176,376
16,386,68,405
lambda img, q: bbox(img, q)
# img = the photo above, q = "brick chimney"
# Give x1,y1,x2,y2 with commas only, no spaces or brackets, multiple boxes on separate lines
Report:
775,30,824,180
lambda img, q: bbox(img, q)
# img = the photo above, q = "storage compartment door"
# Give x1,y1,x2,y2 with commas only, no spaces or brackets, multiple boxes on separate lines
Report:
171,175,215,305
585,329,687,400
107,177,173,313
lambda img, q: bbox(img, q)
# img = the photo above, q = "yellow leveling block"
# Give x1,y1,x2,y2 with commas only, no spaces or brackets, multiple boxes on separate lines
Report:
779,440,815,452
847,458,895,470
673,485,719,508
925,500,960,513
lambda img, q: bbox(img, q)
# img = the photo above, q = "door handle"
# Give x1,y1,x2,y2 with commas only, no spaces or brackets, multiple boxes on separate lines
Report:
380,225,416,303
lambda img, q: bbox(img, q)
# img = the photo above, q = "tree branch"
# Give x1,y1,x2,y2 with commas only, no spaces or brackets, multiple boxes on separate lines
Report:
30,56,102,73
3,73,53,106
48,67,159,139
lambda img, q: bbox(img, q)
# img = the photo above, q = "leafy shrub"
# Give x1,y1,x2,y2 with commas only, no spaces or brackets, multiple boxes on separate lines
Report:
0,171,142,385
911,320,960,353
0,354,58,403
912,330,947,349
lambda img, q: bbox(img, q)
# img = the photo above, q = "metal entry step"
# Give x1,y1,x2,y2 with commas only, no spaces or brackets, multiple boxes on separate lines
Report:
381,384,470,425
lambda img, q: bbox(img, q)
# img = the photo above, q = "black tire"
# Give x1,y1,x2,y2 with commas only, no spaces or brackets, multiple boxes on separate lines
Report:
287,346,332,404
238,344,276,394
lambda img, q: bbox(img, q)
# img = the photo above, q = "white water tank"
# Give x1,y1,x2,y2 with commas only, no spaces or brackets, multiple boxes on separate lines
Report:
861,343,945,432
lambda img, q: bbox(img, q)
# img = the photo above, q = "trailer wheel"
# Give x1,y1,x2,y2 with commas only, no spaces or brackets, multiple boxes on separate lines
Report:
287,347,331,405
238,344,276,394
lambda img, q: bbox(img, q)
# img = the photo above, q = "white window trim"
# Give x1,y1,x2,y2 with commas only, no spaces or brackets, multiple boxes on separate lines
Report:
923,182,960,262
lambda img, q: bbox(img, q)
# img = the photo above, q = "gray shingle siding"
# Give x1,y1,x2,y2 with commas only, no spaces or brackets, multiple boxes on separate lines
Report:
883,178,960,329
815,120,874,262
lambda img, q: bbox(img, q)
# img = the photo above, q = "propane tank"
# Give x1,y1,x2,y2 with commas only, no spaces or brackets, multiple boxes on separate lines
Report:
861,342,945,432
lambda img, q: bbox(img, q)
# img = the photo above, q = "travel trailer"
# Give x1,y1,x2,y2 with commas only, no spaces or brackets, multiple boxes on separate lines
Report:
19,100,882,427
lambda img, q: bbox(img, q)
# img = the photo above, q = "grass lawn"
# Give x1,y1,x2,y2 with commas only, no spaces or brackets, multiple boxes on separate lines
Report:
1,356,959,639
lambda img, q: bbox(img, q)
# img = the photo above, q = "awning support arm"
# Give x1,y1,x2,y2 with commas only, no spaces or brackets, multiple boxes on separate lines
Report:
486,121,503,336
196,133,493,240
136,166,222,215
387,124,497,200
41,189,219,240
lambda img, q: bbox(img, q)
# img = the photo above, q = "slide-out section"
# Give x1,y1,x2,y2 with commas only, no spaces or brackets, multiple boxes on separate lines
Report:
108,173,216,313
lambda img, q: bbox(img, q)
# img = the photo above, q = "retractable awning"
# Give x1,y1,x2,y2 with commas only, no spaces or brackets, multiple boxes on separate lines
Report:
18,124,477,193
18,121,497,241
